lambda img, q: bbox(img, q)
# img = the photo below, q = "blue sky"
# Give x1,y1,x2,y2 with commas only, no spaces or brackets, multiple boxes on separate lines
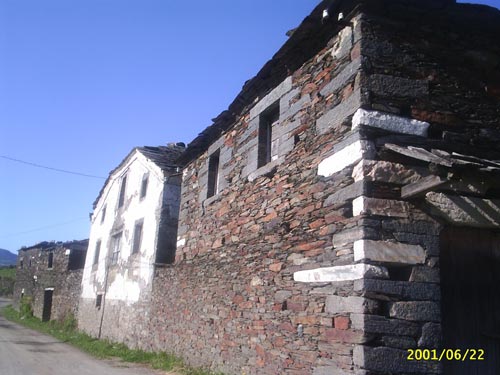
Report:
0,0,498,253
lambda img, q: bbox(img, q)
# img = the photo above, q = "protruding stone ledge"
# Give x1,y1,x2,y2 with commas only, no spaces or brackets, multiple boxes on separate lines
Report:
426,192,500,228
352,109,429,137
247,157,284,182
354,240,426,265
294,264,389,283
318,140,375,177
326,295,379,314
352,196,412,218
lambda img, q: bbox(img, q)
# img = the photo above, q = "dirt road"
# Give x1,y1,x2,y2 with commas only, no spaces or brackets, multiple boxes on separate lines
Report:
0,297,172,375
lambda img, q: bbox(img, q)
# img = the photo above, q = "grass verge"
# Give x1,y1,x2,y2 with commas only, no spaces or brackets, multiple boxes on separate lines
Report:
1,305,223,375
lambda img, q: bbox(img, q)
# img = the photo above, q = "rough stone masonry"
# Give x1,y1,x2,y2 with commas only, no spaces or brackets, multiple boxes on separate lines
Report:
89,1,500,374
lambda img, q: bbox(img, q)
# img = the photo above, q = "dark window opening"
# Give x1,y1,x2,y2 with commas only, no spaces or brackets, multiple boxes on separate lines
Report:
132,221,143,254
93,241,101,266
258,102,279,168
68,249,87,270
96,294,103,309
42,289,53,322
47,252,54,269
207,150,220,198
101,206,106,224
118,175,127,208
140,174,149,199
20,259,24,269
387,265,413,281
110,232,122,265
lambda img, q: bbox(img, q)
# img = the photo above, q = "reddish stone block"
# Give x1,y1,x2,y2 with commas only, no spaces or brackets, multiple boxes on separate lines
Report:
334,316,350,330
291,315,317,325
269,262,283,272
351,41,361,60
279,322,296,332
323,328,365,343
262,211,278,222
287,300,307,312
292,240,326,252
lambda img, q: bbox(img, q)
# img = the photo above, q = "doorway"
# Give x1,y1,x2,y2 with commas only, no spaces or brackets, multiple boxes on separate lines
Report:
42,289,53,322
440,227,500,375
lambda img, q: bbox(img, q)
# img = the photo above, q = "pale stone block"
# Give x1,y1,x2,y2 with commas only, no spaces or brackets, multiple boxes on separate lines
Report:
326,295,379,314
332,25,353,60
318,140,375,177
352,196,412,218
294,264,389,283
352,109,429,137
176,238,186,248
354,240,426,265
352,159,427,183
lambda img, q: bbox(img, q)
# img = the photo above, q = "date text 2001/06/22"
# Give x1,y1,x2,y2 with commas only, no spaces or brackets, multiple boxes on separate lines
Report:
407,349,485,361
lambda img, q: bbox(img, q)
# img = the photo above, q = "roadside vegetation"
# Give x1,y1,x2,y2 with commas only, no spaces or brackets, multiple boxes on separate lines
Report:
1,299,224,375
0,266,15,296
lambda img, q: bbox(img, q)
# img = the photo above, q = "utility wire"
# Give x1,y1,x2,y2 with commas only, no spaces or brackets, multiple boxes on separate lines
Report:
0,155,106,179
0,217,88,239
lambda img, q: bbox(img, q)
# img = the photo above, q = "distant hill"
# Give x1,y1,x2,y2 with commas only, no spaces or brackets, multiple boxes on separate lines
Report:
0,249,17,266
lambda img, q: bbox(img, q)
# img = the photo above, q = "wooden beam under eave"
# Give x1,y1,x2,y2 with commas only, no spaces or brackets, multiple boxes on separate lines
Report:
401,175,448,198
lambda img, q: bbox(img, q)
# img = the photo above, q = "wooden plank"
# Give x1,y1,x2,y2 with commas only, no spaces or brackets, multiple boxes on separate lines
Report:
384,144,453,167
401,175,448,198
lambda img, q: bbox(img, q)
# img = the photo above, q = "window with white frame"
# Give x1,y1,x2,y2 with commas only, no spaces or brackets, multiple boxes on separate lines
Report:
110,232,122,265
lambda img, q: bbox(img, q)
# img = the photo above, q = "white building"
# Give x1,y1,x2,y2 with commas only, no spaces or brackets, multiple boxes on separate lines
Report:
78,144,184,345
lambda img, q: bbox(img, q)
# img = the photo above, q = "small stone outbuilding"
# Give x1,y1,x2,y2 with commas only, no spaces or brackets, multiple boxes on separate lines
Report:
13,240,88,322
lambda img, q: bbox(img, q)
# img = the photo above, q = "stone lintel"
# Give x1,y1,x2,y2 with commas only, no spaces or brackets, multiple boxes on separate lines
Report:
250,76,292,119
294,264,389,283
426,192,500,227
354,240,426,265
352,109,429,137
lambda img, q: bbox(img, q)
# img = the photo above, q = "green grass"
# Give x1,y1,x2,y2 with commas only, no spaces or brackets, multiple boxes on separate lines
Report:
1,305,224,375
0,267,15,278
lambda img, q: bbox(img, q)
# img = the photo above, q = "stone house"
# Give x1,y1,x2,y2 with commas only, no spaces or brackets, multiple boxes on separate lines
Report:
13,240,88,322
77,144,184,345
140,0,500,374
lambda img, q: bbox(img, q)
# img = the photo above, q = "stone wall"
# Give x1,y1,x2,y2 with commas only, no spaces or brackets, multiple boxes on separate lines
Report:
144,12,369,375
13,240,88,321
141,2,500,375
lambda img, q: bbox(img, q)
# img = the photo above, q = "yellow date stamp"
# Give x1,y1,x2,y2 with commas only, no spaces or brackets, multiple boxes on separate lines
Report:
407,349,485,361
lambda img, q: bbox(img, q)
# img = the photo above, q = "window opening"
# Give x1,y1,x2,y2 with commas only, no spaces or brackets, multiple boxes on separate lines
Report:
207,150,220,198
47,252,54,269
258,102,279,168
118,175,127,208
93,240,101,266
132,221,143,254
140,173,149,199
101,205,106,224
110,232,122,265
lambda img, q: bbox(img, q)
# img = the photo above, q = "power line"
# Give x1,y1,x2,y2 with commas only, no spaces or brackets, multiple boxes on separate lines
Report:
0,155,106,179
0,217,89,239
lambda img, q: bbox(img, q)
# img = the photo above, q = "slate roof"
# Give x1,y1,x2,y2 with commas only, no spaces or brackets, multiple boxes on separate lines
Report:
20,239,89,253
177,0,338,164
92,144,185,209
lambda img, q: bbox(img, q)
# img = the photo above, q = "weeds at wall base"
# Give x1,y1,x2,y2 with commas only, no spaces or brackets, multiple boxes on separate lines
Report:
1,305,224,375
